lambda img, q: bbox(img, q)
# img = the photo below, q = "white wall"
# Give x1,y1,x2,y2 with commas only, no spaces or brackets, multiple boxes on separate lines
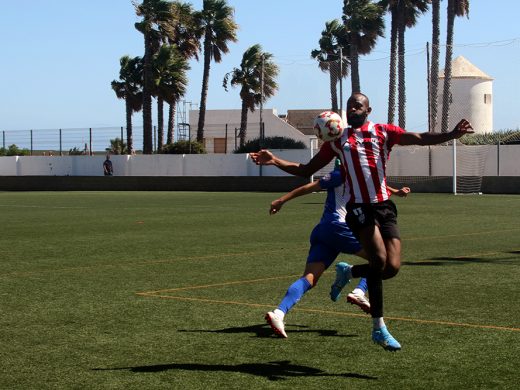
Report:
1,145,518,177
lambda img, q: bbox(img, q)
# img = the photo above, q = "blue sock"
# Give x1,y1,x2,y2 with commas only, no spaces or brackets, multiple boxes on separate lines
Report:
278,277,312,314
355,278,368,293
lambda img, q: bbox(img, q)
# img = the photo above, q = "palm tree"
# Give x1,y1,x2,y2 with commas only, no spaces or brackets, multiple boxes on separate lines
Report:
398,0,430,128
441,0,469,133
195,0,238,143
382,0,399,124
223,44,279,148
135,0,177,154
380,0,430,128
111,55,143,154
429,0,441,132
166,1,201,143
311,20,350,113
152,44,190,150
343,0,385,93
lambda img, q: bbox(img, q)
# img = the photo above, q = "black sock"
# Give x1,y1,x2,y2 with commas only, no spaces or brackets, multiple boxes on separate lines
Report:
367,270,383,318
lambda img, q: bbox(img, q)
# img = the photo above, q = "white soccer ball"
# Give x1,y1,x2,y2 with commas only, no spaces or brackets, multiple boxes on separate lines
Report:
313,111,344,141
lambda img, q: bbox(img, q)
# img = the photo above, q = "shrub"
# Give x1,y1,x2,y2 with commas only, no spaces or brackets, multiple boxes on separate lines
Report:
234,136,307,153
106,138,128,154
460,129,520,145
0,144,30,156
159,140,206,154
69,147,86,155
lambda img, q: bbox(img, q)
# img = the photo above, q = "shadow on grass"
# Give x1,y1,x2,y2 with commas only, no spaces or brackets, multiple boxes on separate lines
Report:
93,360,377,381
178,323,357,338
403,251,520,267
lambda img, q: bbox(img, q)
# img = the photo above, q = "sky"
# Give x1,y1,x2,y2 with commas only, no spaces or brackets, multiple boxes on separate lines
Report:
1,0,519,134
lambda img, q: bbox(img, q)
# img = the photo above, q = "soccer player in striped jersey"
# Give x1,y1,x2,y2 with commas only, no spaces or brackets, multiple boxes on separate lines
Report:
250,92,473,351
265,161,410,338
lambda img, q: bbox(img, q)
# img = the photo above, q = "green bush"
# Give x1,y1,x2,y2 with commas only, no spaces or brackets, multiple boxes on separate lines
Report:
0,144,30,156
106,138,128,154
234,136,306,153
159,140,206,154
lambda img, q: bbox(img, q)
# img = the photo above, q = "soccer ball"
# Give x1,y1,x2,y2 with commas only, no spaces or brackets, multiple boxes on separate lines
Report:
313,111,344,141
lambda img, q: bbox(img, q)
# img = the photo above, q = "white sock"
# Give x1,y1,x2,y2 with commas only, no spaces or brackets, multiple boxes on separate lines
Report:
373,317,385,330
274,308,285,319
352,288,364,295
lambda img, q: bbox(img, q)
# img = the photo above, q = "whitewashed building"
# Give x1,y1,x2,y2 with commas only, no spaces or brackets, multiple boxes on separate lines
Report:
188,108,313,153
436,56,494,134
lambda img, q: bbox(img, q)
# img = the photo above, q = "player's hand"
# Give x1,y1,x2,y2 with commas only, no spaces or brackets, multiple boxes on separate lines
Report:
270,199,284,215
451,119,474,138
395,187,411,197
249,149,274,165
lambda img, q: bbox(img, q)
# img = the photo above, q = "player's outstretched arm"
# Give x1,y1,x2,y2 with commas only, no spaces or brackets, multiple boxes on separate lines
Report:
270,180,321,215
399,119,474,146
388,186,411,198
250,149,331,178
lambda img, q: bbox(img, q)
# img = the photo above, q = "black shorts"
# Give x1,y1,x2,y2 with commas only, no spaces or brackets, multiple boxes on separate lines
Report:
345,200,400,240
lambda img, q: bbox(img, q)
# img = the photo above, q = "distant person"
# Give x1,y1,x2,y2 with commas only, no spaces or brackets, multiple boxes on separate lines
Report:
103,154,113,176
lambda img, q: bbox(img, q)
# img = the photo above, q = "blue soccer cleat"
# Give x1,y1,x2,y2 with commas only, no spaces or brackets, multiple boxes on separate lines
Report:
330,262,352,302
372,326,401,351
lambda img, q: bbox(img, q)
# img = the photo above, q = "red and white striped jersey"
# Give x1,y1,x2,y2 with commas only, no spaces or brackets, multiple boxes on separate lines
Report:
317,121,405,204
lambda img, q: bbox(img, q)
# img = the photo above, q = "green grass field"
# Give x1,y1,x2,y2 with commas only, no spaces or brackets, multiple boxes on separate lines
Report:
1,191,519,389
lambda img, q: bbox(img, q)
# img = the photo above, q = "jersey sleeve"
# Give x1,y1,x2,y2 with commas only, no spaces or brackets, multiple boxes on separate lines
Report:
384,124,406,147
319,170,343,190
315,141,336,162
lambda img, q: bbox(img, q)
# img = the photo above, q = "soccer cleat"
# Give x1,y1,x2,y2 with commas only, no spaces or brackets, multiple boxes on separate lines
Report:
347,291,371,314
330,262,352,302
372,326,401,351
265,311,288,338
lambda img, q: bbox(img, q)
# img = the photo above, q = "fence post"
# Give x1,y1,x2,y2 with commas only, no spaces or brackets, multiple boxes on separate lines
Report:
452,139,457,195
59,128,62,156
153,125,157,153
2,131,4,149
497,139,500,176
30,130,33,156
89,128,93,156
225,124,228,154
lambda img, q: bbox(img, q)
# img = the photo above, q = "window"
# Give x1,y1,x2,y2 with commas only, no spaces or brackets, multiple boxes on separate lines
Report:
484,94,492,104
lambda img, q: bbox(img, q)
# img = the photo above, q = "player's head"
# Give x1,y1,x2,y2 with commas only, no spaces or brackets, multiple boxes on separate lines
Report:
346,92,371,128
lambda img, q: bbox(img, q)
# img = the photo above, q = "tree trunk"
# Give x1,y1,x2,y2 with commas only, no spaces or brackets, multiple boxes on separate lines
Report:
197,30,212,142
157,96,164,151
441,0,455,133
239,99,248,148
329,61,338,113
142,33,154,154
430,0,441,133
350,40,360,93
387,8,398,124
125,100,134,154
167,102,175,144
397,2,406,129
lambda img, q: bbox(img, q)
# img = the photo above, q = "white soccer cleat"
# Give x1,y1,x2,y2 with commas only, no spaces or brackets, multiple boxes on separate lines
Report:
265,311,288,338
347,291,371,314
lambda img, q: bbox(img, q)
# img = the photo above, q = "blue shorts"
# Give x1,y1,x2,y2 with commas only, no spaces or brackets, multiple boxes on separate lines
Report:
307,222,362,269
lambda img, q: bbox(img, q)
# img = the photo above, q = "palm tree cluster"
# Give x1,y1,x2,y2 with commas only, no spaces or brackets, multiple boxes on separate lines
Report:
112,0,239,154
312,0,470,131
113,1,471,154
